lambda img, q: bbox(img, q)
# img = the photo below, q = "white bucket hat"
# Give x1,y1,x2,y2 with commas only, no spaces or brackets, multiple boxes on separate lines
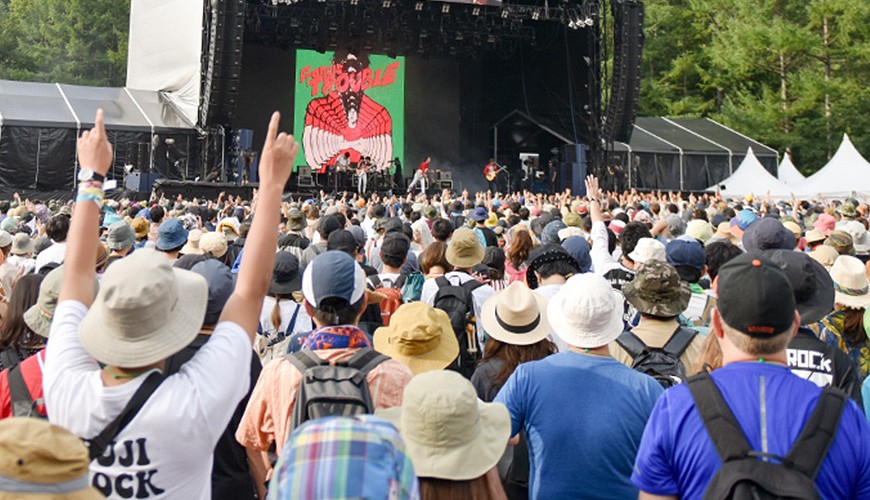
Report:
547,273,624,348
377,370,511,481
842,221,870,255
481,281,551,345
79,248,208,367
829,255,870,309
628,237,666,264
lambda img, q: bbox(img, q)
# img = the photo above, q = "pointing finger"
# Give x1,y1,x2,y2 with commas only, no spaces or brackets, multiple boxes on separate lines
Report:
265,112,280,147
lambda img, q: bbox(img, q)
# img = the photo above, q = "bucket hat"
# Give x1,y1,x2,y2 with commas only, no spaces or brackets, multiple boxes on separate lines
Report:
623,260,691,317
181,229,204,255
156,218,188,251
547,273,624,348
810,245,839,270
829,255,870,309
481,281,551,345
824,230,854,256
78,249,208,367
269,415,419,500
805,228,826,245
130,217,149,239
628,237,666,264
813,213,836,236
842,221,870,255
200,231,228,258
106,220,135,251
377,370,511,481
24,267,95,338
445,228,484,268
374,302,459,375
0,231,12,249
0,418,103,499
686,219,713,243
469,206,488,223
269,251,302,296
190,259,234,326
484,212,499,228
762,249,834,324
10,233,33,256
742,218,796,252
287,209,306,232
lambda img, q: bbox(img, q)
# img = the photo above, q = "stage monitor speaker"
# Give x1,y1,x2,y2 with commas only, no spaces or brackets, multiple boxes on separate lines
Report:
440,180,453,190
562,144,587,196
125,173,163,192
297,176,315,187
440,171,452,182
297,166,312,177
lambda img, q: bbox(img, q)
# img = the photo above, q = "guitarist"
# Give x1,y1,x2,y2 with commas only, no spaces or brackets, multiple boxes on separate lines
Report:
407,156,430,195
483,159,500,193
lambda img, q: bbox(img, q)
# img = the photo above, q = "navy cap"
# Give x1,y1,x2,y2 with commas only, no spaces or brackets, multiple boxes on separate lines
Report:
157,219,189,251
742,218,797,252
302,251,366,308
191,259,234,325
666,239,706,270
470,206,488,222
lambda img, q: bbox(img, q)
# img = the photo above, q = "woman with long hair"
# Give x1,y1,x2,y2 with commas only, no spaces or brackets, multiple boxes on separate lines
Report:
821,256,870,378
256,251,313,362
419,240,453,279
0,273,45,370
504,229,534,284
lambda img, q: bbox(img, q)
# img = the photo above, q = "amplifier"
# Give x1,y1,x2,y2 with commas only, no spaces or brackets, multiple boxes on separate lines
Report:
297,176,315,187
298,166,313,177
440,171,452,181
440,180,453,190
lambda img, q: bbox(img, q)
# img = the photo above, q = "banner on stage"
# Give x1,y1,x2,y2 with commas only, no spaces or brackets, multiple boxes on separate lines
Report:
294,49,405,174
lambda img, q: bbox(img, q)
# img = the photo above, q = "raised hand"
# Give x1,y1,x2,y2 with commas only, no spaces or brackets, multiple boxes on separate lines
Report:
258,112,297,188
77,109,113,175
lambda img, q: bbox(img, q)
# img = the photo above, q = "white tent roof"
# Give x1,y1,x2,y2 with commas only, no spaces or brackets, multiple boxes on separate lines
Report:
777,153,805,184
707,147,793,198
796,134,870,198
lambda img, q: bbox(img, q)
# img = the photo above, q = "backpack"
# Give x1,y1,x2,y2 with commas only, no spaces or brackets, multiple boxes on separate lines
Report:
285,348,388,429
616,326,697,388
687,372,847,500
0,348,19,372
432,277,483,378
6,363,46,419
369,275,405,326
400,271,424,303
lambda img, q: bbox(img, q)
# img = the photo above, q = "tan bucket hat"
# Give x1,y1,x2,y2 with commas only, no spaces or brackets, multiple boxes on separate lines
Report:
79,249,208,367
481,281,551,345
445,227,484,268
829,255,870,309
377,370,511,481
374,302,459,375
24,266,98,338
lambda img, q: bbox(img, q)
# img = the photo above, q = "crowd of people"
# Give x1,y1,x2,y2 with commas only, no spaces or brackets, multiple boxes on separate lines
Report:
0,110,868,499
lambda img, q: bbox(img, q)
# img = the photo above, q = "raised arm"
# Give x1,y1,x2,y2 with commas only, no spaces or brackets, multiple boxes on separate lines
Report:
219,112,297,339
59,110,113,306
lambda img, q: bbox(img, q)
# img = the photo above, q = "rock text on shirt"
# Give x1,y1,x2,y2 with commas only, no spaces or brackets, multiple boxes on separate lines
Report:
90,437,165,498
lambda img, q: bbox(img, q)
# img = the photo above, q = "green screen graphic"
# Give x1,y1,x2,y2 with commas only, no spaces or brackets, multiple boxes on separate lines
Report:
294,49,405,174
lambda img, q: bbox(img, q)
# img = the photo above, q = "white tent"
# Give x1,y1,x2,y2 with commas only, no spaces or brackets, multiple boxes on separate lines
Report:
796,134,870,198
777,153,805,184
707,147,793,198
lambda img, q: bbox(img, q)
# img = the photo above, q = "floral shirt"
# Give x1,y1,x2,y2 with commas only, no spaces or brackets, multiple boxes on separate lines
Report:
819,310,870,379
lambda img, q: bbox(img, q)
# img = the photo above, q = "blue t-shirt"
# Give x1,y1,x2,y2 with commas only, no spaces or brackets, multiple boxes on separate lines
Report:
494,351,663,499
632,362,870,499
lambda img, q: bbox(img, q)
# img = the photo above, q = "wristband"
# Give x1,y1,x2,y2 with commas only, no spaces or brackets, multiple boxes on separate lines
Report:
76,186,104,207
79,180,104,189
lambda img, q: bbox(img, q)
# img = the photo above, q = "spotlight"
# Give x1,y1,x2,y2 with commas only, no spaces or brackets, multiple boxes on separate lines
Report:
415,1,423,10
584,17,594,26
381,0,391,7
568,20,576,29
531,9,540,20
472,6,480,15
441,4,449,13
350,0,358,4
501,9,509,18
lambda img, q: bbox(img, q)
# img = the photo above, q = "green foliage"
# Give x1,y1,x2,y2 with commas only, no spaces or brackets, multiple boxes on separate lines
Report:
640,0,870,174
0,0,130,86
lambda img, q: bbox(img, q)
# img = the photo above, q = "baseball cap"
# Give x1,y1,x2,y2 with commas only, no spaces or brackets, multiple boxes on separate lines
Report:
666,239,706,270
319,215,343,239
190,259,234,325
381,233,411,261
327,229,362,254
715,253,796,337
302,251,366,308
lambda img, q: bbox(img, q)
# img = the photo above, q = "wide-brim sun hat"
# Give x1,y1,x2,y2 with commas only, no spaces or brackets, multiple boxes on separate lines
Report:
374,302,459,375
24,266,97,339
829,254,870,309
445,227,484,268
481,281,551,345
547,273,624,348
762,249,834,324
79,249,208,367
376,370,511,481
269,251,303,296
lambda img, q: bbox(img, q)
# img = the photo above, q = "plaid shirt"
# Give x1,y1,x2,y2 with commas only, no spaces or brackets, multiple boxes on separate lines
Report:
268,416,420,500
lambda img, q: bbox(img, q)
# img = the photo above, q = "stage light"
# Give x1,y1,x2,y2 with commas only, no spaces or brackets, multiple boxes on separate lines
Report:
472,6,480,16
568,20,577,29
382,0,391,7
531,9,540,20
441,4,449,13
350,0,358,4
415,1,423,10
501,9,509,18
584,17,594,26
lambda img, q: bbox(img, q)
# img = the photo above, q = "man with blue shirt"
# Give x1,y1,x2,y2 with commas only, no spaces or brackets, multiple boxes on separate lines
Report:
495,273,663,499
633,253,870,499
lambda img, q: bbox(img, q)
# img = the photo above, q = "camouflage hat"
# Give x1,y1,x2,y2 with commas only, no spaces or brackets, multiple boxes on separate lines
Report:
824,230,855,256
837,203,858,219
622,260,691,317
563,211,582,228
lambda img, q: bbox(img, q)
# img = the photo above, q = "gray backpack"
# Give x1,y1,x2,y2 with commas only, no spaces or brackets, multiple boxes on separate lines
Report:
285,348,388,429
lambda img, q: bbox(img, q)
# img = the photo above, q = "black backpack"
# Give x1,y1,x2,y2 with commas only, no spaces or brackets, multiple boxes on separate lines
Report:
687,372,847,500
6,363,46,419
285,348,388,429
616,326,697,388
432,276,483,379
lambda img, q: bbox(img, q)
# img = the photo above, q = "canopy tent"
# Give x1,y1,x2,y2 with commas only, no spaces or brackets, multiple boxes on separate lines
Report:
777,153,805,184
794,134,870,198
0,79,197,191
706,148,793,198
610,117,779,191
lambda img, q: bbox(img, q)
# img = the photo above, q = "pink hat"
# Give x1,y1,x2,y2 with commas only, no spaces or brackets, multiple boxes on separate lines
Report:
609,220,626,235
814,213,836,236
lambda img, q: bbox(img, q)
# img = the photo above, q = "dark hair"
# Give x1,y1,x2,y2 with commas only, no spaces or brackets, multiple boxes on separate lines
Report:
614,212,630,224
149,205,165,223
418,475,500,500
518,207,530,220
431,219,454,242
722,207,736,220
620,222,652,259
692,208,708,221
46,214,70,242
371,204,386,219
666,203,679,214
536,260,578,280
313,297,365,326
506,231,533,268
674,264,703,284
159,243,186,255
842,308,868,346
507,215,520,227
419,241,452,275
704,241,743,280
481,337,556,389
0,274,45,351
0,202,9,214
607,228,618,255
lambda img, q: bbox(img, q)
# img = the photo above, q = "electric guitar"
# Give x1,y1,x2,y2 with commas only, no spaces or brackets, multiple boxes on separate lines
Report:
485,165,507,182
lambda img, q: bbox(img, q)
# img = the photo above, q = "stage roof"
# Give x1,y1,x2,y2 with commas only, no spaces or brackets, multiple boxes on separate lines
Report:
613,117,778,158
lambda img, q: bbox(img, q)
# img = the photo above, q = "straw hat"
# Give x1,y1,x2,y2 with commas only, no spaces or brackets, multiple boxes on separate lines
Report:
481,282,551,345
200,231,228,258
809,245,839,270
445,228,484,268
78,249,208,367
181,229,204,255
377,370,511,481
547,273,624,348
829,255,870,309
374,302,459,374
0,418,102,499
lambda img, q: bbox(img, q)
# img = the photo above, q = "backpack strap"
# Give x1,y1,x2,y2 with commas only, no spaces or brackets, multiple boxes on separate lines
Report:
784,386,848,478
369,275,383,288
282,305,301,338
435,276,450,290
343,348,389,384
87,371,164,461
394,274,407,290
285,349,325,374
7,364,33,416
0,348,19,372
615,331,648,360
686,372,753,462
662,327,698,358
461,279,484,294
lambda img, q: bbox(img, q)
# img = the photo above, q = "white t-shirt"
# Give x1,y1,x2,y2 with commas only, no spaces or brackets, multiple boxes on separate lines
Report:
534,284,569,353
44,301,251,500
35,241,67,272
